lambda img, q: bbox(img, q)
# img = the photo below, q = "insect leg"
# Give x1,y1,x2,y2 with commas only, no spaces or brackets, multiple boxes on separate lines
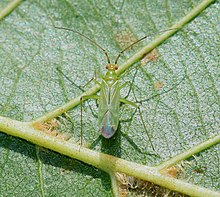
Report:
120,83,156,152
80,94,99,145
56,67,101,145
56,67,85,92
81,70,101,88
120,64,140,100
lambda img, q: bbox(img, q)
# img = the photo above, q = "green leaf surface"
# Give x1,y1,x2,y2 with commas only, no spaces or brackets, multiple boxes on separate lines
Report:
0,0,219,196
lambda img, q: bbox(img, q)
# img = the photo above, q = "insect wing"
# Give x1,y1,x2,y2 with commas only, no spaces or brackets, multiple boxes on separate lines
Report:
98,79,120,138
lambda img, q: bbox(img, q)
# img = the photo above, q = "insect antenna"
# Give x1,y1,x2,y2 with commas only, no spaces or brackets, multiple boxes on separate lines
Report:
55,26,111,64
114,28,179,64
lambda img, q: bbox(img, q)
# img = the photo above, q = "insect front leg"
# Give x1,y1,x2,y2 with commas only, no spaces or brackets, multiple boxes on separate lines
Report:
81,69,101,89
119,64,140,100
56,67,85,92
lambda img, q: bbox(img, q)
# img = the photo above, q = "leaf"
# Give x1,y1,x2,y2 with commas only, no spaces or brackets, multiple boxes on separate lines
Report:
0,0,219,196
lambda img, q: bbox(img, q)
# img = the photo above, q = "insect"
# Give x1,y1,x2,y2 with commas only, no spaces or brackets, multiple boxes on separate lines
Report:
55,26,176,149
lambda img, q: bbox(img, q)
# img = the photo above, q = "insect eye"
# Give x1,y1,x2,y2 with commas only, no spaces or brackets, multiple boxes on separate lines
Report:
114,65,118,70
106,64,110,69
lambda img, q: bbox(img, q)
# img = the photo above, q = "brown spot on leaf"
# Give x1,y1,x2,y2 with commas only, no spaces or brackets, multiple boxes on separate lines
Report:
153,81,164,90
33,119,71,141
115,29,138,50
141,49,160,65
116,171,188,196
162,166,182,178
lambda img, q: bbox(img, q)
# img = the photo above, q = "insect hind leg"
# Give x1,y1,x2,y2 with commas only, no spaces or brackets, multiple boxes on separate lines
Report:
80,94,99,145
120,82,156,152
